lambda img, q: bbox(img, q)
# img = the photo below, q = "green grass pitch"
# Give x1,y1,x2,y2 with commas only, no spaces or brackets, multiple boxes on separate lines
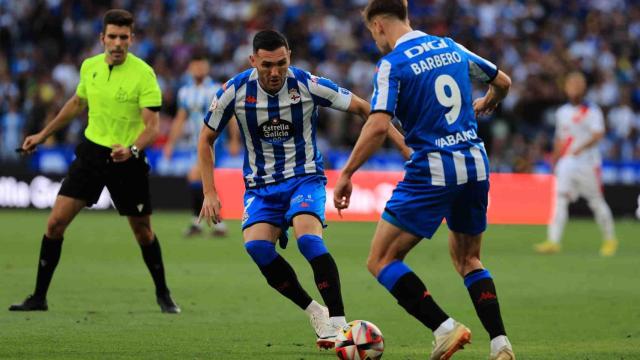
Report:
1,210,639,359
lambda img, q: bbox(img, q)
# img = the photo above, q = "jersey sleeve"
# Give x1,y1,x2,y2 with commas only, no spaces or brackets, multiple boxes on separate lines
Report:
75,60,88,99
454,41,498,83
203,79,236,132
370,59,399,116
306,72,352,111
138,67,162,108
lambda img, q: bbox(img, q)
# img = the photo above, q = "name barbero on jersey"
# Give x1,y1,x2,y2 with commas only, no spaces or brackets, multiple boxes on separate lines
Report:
404,39,462,75
435,129,478,148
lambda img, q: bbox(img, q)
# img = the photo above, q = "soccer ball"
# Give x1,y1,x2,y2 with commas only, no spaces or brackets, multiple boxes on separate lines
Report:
335,320,384,360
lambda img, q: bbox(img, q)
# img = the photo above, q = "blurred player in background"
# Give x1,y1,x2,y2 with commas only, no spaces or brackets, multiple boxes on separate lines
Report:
163,54,241,238
334,1,514,359
535,72,618,256
198,30,410,349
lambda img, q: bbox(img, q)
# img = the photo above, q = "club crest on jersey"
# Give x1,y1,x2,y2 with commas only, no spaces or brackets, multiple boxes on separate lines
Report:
260,117,294,144
209,98,218,111
289,88,301,104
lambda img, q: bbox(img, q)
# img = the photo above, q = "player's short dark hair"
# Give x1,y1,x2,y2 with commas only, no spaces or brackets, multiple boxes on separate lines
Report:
362,0,408,23
102,9,134,33
190,50,208,62
253,30,289,53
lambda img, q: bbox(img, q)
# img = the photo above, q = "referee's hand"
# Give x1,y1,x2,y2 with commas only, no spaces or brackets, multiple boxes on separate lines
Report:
21,132,46,154
111,144,132,162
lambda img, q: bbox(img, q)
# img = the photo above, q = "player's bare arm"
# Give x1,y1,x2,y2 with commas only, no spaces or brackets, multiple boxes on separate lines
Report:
163,108,188,159
21,94,87,153
347,93,412,160
197,125,221,226
111,108,159,162
472,70,511,118
334,111,392,211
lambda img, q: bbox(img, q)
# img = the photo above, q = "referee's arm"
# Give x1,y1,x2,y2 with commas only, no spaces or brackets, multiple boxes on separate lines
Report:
22,95,87,153
132,108,160,150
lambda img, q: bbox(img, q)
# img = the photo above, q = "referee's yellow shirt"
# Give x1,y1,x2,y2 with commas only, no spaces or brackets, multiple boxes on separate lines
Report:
76,53,162,148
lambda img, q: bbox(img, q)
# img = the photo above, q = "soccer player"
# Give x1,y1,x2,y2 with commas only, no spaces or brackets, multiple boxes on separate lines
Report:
535,72,618,256
198,30,410,348
163,54,241,237
334,1,515,359
9,9,180,314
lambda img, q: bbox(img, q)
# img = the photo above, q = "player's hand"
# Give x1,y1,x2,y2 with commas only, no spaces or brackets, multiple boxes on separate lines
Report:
21,132,46,154
198,192,221,226
163,143,174,160
473,96,498,118
333,174,353,218
110,144,132,162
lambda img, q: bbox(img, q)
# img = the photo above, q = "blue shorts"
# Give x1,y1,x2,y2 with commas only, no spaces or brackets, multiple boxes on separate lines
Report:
242,175,327,235
383,180,489,239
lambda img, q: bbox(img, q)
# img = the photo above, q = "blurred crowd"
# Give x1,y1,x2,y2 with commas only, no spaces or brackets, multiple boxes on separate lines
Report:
1,0,640,173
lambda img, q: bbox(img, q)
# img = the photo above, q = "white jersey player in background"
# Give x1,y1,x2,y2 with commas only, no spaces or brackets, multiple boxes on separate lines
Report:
535,72,617,256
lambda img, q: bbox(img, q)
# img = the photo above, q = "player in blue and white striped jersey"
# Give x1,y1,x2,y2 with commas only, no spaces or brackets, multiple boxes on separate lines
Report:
163,54,241,237
198,30,411,349
334,1,514,360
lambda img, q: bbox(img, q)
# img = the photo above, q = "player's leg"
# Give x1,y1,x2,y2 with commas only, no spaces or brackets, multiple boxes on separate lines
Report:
537,160,574,253
184,162,204,237
127,215,179,313
636,194,640,220
9,195,86,311
292,214,345,347
447,180,514,360
243,222,314,310
582,167,617,256
109,155,179,313
368,217,470,360
287,176,346,324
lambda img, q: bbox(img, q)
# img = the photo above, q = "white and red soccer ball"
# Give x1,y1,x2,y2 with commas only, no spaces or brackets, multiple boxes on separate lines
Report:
335,320,384,360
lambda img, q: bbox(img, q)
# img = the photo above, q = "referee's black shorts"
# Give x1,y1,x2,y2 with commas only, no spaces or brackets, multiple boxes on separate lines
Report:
58,140,152,216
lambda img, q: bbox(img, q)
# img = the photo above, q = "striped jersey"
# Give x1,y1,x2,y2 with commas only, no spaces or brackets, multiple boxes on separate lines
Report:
204,66,352,188
555,102,604,166
372,30,498,186
177,77,220,147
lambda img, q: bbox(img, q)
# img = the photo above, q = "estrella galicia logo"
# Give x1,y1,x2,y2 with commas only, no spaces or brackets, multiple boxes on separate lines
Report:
260,117,294,144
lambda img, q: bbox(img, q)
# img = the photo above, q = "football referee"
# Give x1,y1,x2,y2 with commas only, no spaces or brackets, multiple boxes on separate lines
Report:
9,9,180,314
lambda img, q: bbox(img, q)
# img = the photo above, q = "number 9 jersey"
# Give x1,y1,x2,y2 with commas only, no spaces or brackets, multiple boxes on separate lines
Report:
371,30,498,186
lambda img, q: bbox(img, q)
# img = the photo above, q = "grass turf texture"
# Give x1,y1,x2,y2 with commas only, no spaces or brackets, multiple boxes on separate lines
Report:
1,210,638,359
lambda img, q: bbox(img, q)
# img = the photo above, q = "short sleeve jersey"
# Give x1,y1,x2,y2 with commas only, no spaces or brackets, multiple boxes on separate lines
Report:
371,31,498,186
555,102,604,165
76,53,162,147
204,66,352,188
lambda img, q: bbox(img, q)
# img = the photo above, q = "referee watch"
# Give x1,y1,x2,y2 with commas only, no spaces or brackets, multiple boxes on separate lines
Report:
129,145,140,159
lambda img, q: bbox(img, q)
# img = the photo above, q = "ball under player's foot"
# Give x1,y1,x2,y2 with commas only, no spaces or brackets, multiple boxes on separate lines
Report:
599,239,618,257
429,321,471,360
156,292,181,314
8,295,48,311
534,241,561,254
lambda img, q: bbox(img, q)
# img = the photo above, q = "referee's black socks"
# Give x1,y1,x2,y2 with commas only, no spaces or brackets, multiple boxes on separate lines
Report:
33,235,64,300
140,236,170,296
464,268,506,339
